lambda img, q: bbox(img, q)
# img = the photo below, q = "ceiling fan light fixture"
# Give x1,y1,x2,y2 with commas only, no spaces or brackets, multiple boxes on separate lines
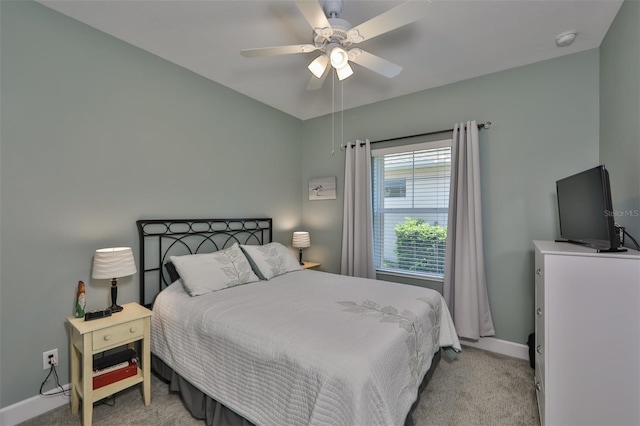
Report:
308,55,329,78
336,63,354,81
329,46,349,69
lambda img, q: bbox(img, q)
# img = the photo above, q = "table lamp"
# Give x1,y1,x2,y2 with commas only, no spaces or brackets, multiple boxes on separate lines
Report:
92,247,137,313
292,232,310,265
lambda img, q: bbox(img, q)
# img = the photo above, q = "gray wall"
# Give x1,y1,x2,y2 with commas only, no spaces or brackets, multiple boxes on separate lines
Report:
301,50,601,345
600,0,640,244
0,1,302,407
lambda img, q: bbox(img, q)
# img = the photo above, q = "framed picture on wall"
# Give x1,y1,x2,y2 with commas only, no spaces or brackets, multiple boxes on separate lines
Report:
308,176,337,200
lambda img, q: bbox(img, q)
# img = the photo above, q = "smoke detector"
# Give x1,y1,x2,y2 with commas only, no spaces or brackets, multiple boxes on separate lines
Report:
556,31,577,47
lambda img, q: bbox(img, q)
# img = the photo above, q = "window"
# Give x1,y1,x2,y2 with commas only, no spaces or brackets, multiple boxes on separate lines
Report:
372,140,451,278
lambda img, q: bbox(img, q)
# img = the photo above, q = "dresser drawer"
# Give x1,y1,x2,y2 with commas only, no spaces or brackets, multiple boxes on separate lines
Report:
93,319,144,351
534,339,545,387
534,362,545,426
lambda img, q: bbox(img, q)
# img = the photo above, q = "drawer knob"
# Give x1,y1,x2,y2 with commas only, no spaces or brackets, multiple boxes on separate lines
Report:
103,335,111,341
535,381,542,391
536,345,542,355
536,308,542,317
535,268,542,277
130,327,137,333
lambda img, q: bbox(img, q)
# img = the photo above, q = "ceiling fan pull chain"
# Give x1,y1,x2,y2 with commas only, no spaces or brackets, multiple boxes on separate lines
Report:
341,78,344,154
331,69,335,155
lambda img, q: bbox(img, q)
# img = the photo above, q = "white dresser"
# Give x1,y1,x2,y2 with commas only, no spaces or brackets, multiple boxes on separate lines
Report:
533,240,640,426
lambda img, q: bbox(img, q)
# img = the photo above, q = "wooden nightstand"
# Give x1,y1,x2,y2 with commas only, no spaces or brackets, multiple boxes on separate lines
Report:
302,261,321,270
67,302,152,425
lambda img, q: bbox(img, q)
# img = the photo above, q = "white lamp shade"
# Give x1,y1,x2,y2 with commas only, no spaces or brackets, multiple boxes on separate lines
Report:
329,46,349,69
92,247,137,279
308,55,329,78
336,63,354,81
292,232,311,248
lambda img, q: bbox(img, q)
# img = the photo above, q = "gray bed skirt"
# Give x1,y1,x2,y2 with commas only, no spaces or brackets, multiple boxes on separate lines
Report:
152,350,441,426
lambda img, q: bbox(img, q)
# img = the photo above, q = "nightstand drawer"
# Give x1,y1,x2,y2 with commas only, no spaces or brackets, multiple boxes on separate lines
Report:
93,318,144,351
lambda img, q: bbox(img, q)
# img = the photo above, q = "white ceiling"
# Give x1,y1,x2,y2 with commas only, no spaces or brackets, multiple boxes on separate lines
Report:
38,0,622,121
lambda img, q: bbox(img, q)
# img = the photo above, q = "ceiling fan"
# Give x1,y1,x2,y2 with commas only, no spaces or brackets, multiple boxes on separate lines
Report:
240,0,425,90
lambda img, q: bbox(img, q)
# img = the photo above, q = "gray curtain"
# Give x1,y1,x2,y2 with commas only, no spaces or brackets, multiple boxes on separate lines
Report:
341,139,376,278
443,121,495,340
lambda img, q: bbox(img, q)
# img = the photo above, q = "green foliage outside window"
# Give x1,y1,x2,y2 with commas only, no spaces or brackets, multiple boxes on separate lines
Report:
394,218,447,275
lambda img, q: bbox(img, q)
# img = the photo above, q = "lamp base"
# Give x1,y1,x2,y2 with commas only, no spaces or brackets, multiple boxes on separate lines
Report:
298,249,303,265
110,278,123,313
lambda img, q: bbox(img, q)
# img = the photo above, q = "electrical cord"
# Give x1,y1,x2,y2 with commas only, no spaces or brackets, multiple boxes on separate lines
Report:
39,358,117,407
39,362,69,398
94,395,116,407
623,228,640,251
616,223,640,251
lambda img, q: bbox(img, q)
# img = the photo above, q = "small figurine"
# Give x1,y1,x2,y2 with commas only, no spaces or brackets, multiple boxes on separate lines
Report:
75,281,86,318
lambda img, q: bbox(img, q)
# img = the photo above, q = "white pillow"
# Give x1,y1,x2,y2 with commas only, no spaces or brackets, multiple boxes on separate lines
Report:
170,243,259,296
240,242,303,280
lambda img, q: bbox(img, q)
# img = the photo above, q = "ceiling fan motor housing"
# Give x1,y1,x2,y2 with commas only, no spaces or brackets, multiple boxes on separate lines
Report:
314,17,352,48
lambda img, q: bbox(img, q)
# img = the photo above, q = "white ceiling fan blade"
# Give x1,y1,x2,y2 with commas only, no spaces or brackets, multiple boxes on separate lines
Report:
294,0,333,38
346,1,425,44
241,44,317,58
306,66,330,90
348,49,403,78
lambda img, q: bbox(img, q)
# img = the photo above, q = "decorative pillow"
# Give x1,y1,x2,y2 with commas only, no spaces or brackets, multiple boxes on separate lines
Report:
169,243,259,296
240,242,303,280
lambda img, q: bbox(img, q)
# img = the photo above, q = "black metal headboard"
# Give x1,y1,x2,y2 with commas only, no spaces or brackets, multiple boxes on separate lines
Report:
136,218,273,307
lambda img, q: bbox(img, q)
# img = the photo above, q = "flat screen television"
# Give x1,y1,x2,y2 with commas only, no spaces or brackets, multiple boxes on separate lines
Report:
556,165,625,252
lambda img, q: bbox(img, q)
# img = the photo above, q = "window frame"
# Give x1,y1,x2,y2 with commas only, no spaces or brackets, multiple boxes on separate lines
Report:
371,138,452,281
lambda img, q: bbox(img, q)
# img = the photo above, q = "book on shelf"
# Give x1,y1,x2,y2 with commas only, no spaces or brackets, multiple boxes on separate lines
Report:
93,361,130,376
92,349,138,389
93,348,137,372
93,361,137,389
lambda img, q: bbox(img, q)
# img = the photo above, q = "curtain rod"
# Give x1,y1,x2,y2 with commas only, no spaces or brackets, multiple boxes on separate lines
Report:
342,121,492,149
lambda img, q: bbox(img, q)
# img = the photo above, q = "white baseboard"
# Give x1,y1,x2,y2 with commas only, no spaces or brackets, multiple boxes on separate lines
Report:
0,384,70,426
461,336,530,360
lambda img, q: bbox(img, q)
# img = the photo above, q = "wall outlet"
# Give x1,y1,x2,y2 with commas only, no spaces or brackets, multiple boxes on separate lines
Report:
43,349,58,370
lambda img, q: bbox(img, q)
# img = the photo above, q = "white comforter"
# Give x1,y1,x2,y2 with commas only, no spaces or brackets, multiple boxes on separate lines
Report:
151,270,460,426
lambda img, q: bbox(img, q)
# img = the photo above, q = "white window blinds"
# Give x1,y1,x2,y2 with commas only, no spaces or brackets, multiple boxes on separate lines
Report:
372,140,452,278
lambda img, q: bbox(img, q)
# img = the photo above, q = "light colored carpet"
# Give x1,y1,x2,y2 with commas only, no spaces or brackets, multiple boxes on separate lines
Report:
21,346,539,426
414,346,539,426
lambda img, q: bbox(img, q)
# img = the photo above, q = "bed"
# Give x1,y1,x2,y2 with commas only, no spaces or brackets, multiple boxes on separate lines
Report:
137,218,460,426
